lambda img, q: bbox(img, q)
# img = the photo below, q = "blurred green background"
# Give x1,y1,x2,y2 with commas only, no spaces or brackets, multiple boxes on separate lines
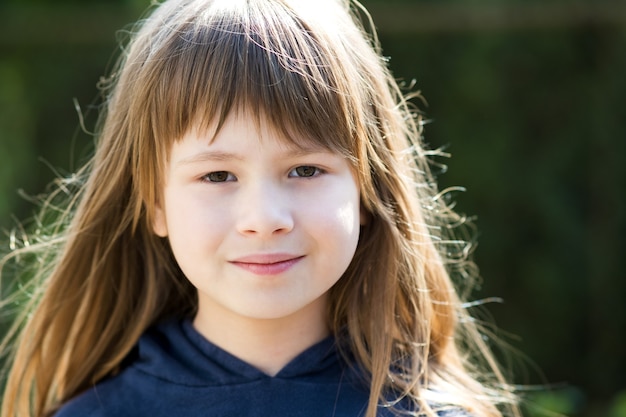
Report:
0,0,624,416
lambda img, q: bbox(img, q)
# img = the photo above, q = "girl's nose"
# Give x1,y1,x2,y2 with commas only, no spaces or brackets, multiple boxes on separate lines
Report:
235,182,294,237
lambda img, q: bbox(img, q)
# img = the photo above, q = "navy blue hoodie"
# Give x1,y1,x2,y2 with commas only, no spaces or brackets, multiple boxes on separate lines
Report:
54,320,465,417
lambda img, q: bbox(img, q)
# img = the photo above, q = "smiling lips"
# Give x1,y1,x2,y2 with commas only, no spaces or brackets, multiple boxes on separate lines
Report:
230,254,304,275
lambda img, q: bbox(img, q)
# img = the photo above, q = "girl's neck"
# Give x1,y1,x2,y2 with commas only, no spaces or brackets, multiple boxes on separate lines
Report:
192,297,330,376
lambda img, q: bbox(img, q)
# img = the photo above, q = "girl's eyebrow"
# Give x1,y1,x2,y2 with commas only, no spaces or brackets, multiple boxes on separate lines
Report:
176,151,244,167
175,146,331,167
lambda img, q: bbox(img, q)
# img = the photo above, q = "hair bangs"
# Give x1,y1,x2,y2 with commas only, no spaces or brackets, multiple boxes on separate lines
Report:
141,0,357,162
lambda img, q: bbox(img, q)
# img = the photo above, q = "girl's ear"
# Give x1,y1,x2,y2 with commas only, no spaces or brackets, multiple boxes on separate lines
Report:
152,204,168,237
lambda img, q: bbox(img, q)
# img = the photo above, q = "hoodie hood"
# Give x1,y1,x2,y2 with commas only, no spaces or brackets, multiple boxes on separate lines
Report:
133,319,345,386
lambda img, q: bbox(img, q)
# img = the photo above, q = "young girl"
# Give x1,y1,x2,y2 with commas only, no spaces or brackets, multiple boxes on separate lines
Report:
1,0,519,416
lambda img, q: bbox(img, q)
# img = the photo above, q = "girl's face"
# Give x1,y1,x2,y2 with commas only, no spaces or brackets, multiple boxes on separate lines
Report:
153,111,362,334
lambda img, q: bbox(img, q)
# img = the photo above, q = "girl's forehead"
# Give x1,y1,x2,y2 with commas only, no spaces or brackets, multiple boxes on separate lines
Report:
181,108,336,152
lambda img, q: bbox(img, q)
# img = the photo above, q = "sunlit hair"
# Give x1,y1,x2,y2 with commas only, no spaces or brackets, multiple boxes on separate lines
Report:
1,0,519,416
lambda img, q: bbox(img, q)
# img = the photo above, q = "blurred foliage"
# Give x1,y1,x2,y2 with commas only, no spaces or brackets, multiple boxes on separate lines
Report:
1,1,625,416
608,391,626,417
525,387,587,417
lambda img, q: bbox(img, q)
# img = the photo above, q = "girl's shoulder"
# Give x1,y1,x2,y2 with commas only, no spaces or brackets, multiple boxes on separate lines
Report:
51,376,124,417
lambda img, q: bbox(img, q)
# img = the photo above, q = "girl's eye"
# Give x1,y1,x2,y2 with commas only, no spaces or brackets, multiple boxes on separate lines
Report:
203,171,235,182
290,166,321,178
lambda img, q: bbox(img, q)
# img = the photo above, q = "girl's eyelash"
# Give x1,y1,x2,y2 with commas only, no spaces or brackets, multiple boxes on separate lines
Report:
201,171,236,183
289,165,324,178
200,166,325,182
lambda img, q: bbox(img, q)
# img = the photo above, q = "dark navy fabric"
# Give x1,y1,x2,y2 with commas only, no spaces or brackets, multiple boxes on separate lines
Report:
54,320,464,417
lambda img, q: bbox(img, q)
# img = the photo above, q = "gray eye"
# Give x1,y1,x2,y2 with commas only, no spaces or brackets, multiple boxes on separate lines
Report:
293,166,318,177
205,171,232,182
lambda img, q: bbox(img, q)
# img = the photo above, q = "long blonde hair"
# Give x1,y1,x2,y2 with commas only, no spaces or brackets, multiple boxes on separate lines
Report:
1,0,519,416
